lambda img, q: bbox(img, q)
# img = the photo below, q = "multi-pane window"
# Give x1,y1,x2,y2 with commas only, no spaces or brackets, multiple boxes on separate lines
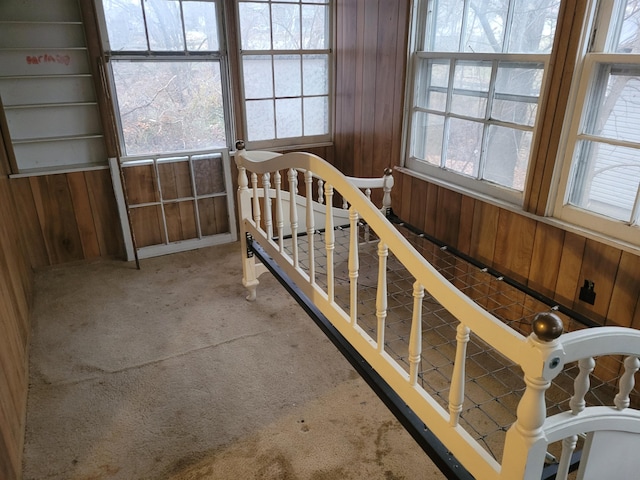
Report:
555,0,640,244
406,0,560,203
98,0,229,156
238,0,331,148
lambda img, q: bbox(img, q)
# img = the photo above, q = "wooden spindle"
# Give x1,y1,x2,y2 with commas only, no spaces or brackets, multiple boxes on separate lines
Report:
382,167,394,215
251,172,261,227
262,172,273,240
615,355,640,410
376,241,388,353
288,168,299,268
318,179,324,205
325,182,335,302
274,170,284,251
570,357,595,415
556,435,578,480
409,281,424,386
449,322,470,426
305,170,315,284
348,207,359,324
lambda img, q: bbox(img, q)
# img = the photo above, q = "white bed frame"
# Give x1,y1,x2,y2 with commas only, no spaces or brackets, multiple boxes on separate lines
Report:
234,143,640,480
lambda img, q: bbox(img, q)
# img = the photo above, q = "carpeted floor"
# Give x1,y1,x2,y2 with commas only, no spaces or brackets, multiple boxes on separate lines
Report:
22,241,444,479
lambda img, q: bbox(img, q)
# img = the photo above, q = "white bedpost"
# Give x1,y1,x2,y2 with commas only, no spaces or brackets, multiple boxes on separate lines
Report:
236,140,260,302
500,312,564,480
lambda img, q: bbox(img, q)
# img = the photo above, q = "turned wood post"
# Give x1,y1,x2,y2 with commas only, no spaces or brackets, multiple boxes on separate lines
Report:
500,312,564,480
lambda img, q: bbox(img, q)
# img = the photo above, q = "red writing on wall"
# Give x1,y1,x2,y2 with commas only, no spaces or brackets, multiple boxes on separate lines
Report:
26,54,71,66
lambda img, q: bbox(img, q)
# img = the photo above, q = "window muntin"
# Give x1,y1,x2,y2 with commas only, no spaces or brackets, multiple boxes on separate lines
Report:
406,0,560,203
555,0,640,244
238,0,331,147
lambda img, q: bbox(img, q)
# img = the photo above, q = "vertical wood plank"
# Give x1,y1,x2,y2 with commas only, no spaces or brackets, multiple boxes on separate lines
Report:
554,231,586,308
528,222,565,299
9,178,49,268
358,0,379,178
456,195,475,256
333,0,357,176
66,172,101,259
469,201,499,267
606,251,640,327
29,175,84,264
423,182,439,237
399,173,413,223
372,0,400,177
84,169,124,258
493,210,537,285
408,176,426,231
435,187,462,246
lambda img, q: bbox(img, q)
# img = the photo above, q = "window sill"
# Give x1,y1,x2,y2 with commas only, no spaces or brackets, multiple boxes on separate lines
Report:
395,166,640,256
9,163,109,178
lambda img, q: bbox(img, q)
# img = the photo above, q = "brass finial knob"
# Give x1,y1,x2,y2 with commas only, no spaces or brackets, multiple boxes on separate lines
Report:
383,167,393,176
532,312,563,342
235,140,245,151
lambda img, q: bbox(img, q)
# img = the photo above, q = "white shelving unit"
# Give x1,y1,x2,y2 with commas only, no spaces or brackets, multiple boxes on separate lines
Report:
0,0,107,174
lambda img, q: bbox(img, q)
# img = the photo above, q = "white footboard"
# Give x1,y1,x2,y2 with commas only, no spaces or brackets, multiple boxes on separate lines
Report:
234,144,640,480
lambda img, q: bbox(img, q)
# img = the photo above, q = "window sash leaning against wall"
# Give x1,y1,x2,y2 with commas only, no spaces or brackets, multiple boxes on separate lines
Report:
404,0,562,205
554,0,640,247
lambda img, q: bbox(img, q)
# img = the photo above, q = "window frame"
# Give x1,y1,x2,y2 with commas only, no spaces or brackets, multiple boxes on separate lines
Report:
235,0,333,150
95,0,235,157
552,0,640,247
402,0,559,206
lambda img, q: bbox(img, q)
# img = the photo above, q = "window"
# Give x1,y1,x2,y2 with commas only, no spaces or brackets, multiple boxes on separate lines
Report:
405,0,561,204
98,0,230,156
238,0,331,148
97,0,332,155
554,0,640,245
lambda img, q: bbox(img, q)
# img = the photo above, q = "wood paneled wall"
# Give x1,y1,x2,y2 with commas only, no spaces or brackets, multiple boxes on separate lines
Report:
0,147,32,480
10,170,124,269
333,0,410,178
333,0,640,329
392,173,640,329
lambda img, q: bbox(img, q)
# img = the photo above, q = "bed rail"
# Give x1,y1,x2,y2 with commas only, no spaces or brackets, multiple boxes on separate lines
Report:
234,144,640,480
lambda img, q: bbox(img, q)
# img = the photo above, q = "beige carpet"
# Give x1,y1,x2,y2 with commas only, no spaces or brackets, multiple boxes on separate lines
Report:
23,241,444,479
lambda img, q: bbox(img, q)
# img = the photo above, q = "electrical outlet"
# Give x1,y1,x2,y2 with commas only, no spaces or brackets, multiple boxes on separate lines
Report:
579,280,596,305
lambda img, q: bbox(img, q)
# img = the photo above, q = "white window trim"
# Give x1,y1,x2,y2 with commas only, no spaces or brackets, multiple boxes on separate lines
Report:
551,0,640,248
235,0,334,151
